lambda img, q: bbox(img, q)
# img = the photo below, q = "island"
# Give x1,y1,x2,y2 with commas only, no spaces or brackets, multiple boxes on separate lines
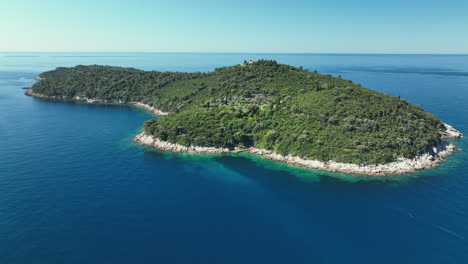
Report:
25,60,463,175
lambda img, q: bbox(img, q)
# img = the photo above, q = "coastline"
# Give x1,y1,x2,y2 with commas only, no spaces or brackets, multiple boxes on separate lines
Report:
25,88,169,116
442,123,463,138
26,88,463,176
134,132,462,176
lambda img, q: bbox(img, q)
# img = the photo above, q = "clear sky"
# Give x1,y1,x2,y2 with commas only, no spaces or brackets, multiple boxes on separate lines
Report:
1,0,467,53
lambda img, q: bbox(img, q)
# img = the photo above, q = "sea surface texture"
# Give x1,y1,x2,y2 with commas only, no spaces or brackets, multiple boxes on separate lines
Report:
0,53,467,264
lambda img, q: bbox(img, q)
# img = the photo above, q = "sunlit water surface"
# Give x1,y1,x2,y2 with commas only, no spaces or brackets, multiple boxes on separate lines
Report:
0,53,467,263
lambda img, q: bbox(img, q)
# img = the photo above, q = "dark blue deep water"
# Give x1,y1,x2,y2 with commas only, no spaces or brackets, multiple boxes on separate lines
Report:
1,53,467,263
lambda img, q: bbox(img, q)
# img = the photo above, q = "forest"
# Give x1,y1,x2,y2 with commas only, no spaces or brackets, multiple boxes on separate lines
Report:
31,60,445,164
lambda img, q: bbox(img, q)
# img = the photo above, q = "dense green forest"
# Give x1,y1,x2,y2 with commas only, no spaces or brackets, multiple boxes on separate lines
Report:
31,60,446,164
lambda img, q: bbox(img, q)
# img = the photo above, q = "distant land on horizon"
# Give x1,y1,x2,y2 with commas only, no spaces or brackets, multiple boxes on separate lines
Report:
2,51,468,55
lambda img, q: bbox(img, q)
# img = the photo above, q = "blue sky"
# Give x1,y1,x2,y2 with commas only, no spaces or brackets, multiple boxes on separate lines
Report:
1,0,467,53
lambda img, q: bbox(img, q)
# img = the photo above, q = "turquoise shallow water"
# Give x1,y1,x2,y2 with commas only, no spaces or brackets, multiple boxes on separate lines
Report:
0,53,467,263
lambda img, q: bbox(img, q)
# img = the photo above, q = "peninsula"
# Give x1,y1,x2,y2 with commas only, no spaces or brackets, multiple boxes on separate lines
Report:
26,60,463,175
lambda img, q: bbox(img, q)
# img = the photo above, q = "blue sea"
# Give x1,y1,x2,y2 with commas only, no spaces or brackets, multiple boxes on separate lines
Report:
0,53,467,263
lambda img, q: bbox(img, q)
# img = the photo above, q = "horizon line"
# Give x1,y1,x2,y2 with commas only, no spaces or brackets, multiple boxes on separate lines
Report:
1,51,468,56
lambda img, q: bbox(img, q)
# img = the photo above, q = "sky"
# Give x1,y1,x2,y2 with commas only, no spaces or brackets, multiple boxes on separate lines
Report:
1,0,467,54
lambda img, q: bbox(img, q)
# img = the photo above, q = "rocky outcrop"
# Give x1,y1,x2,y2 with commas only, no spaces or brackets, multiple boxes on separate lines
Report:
134,133,245,154
129,102,168,116
442,123,463,138
25,88,168,116
249,142,458,175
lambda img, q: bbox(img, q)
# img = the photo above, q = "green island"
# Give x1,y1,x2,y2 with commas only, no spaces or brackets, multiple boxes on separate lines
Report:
26,60,463,175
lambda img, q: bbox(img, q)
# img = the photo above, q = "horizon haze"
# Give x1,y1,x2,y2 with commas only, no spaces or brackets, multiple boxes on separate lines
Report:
1,0,467,54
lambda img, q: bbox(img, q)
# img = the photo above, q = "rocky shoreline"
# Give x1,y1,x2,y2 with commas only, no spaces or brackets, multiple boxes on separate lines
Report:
249,142,459,175
25,88,169,116
26,88,463,176
134,131,462,176
134,133,246,154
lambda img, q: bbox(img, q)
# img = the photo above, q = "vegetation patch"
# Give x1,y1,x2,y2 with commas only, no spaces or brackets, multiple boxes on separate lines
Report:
32,60,445,164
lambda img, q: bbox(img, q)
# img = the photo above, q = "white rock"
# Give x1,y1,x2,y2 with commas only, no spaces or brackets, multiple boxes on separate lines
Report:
134,133,460,176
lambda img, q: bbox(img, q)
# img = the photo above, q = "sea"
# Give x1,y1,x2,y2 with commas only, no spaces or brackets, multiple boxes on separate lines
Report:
0,53,467,264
